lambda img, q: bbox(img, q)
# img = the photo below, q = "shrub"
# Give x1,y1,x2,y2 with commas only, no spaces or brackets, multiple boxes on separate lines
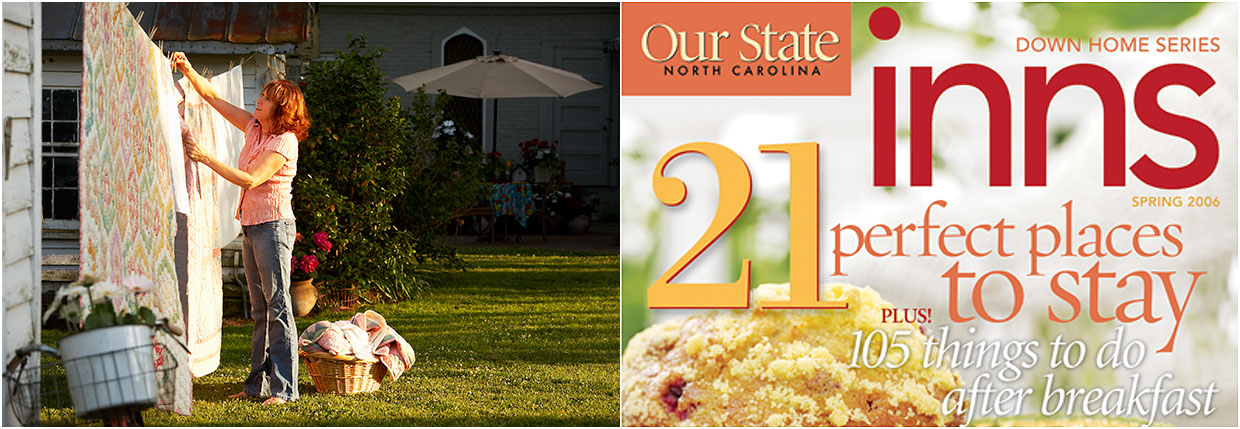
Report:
296,35,457,301
392,88,483,270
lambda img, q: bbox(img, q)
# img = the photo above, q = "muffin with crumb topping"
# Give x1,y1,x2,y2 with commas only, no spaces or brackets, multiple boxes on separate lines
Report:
621,283,966,426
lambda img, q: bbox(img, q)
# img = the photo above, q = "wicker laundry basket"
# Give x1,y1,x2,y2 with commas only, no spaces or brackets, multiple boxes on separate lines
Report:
300,351,387,394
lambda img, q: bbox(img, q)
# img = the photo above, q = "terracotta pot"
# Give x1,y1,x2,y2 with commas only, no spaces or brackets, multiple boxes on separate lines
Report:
568,214,591,234
290,279,317,317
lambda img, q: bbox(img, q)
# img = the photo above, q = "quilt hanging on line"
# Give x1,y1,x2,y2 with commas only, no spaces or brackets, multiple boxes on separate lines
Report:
81,2,192,415
177,75,224,378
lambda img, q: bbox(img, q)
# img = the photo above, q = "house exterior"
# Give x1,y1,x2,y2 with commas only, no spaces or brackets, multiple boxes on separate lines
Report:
3,2,44,425
316,2,621,217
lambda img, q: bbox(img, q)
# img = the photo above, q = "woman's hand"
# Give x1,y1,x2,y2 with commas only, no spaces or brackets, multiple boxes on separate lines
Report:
184,141,211,164
169,51,252,132
170,51,192,74
182,127,212,164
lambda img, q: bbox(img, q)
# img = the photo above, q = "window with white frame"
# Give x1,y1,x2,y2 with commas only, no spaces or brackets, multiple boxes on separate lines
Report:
42,88,80,220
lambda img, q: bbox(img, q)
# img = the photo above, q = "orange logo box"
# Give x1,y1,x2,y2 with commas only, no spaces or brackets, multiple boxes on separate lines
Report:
622,2,852,96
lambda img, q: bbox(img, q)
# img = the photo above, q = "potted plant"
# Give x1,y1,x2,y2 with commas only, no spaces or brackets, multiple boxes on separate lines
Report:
291,231,333,317
545,186,600,234
43,274,162,418
482,151,513,183
566,190,601,234
517,138,560,182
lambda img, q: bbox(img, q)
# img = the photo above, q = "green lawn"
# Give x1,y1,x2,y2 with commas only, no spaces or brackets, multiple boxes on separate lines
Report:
39,247,619,426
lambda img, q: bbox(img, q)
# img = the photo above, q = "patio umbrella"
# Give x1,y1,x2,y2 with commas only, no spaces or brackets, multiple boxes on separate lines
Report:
392,53,603,151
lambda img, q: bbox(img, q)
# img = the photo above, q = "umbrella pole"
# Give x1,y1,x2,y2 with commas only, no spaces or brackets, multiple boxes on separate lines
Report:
491,98,498,153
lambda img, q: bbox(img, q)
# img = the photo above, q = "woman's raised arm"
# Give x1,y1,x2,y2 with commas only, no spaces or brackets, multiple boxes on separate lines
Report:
171,52,253,132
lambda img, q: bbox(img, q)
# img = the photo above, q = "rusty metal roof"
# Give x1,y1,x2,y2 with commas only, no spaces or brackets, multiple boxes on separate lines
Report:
43,3,311,44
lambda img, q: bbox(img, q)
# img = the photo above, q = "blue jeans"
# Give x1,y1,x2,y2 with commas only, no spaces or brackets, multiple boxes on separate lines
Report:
241,219,298,402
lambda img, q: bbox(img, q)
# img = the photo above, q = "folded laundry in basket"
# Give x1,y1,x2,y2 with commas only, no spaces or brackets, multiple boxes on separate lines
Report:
299,310,415,381
350,310,416,381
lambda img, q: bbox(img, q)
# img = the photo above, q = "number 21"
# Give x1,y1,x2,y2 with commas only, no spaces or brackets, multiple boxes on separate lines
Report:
648,142,848,310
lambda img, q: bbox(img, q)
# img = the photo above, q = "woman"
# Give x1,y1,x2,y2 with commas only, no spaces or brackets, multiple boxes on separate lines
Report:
171,52,308,405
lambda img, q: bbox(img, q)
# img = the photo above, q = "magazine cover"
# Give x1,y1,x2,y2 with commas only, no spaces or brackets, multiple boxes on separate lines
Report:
620,2,1238,426
3,2,619,426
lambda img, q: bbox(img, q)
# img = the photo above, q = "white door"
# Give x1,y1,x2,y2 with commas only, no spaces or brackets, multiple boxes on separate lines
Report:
547,47,608,186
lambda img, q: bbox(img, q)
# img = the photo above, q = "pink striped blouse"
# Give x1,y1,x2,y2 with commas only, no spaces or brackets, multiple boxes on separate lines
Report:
237,118,298,226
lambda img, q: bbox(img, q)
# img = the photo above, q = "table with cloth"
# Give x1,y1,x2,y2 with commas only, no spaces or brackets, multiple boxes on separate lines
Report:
488,183,537,228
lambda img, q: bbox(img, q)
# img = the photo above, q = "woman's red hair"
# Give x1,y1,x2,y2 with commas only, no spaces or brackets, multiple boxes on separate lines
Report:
261,80,311,140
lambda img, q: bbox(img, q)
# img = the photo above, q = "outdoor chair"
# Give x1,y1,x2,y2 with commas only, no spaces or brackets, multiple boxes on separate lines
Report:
452,205,496,244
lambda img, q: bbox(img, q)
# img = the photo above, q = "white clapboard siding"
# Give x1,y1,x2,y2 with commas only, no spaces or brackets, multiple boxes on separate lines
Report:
3,3,44,426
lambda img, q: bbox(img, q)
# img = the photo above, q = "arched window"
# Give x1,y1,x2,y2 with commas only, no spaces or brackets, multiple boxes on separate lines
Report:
443,32,484,152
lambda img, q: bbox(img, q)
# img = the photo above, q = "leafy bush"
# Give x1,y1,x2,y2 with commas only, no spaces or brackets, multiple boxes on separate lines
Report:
296,35,474,301
392,89,483,270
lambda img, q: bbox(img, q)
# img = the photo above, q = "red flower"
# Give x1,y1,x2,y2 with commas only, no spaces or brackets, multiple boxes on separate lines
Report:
313,232,332,252
291,256,301,273
295,233,302,242
539,140,548,148
301,255,319,273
